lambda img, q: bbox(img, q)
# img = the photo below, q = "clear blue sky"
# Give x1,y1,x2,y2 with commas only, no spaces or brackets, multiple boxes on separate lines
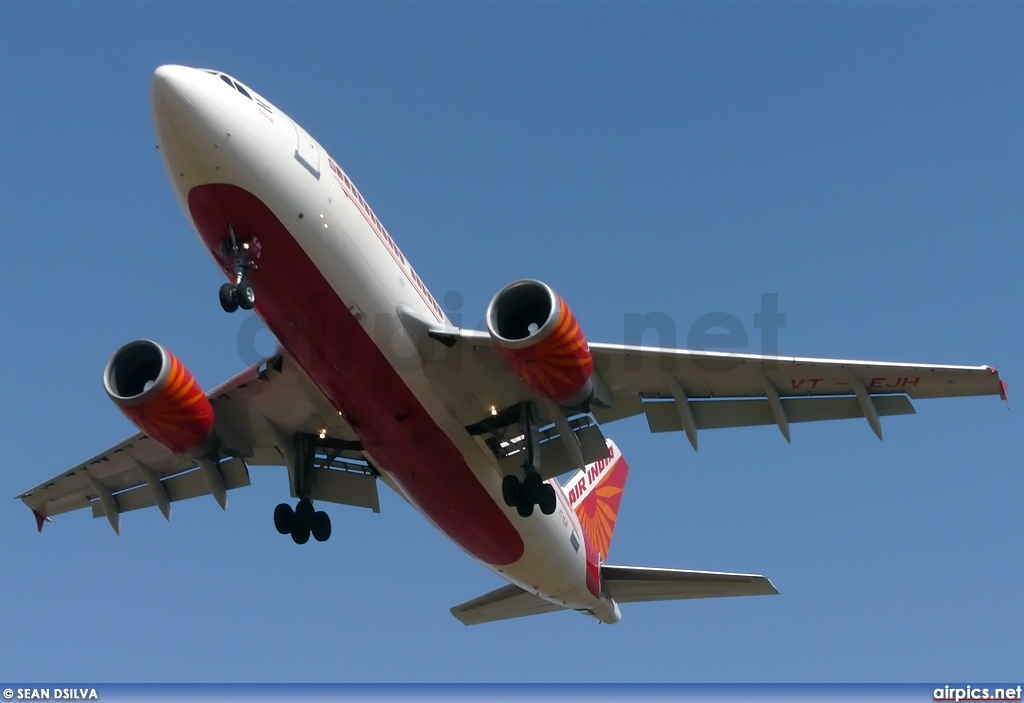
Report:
1,0,1021,683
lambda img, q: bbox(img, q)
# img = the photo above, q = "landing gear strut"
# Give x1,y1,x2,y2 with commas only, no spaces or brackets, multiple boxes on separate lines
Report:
218,226,256,313
274,432,332,544
501,403,556,517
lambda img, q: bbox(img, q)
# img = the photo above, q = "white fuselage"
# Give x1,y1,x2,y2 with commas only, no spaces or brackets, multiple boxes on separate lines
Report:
151,65,618,623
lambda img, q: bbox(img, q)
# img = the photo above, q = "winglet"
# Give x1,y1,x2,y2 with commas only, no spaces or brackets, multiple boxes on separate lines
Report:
32,509,50,533
994,369,1009,409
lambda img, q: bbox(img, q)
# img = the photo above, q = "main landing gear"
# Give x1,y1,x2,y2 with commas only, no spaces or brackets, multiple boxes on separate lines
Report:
501,403,557,518
218,226,256,313
275,432,332,544
503,472,556,518
274,499,332,544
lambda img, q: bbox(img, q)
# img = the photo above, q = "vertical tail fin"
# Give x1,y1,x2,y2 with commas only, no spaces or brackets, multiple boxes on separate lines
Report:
563,439,630,560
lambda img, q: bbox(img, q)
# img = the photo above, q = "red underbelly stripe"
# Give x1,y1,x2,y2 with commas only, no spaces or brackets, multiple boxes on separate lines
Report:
187,183,525,566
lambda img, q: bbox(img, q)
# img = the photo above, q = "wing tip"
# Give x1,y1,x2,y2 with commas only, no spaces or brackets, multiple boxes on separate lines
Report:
31,509,50,533
985,367,1009,408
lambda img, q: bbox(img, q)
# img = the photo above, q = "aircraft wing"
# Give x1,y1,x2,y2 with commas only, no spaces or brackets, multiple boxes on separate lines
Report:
441,329,1006,447
16,351,382,533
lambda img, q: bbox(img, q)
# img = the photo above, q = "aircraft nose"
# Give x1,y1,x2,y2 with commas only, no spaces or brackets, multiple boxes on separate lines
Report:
152,64,190,103
151,64,206,122
151,64,230,180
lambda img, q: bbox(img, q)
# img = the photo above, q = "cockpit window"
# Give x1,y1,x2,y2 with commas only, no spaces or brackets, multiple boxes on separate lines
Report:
215,73,253,101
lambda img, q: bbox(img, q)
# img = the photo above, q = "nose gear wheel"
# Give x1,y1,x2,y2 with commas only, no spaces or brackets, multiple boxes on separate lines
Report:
217,226,257,313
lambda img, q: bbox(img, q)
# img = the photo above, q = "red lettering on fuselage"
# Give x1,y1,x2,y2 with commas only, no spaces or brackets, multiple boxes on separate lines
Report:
327,156,442,321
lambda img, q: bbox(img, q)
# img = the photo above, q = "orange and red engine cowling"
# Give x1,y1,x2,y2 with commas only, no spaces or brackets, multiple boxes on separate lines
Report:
486,279,595,407
103,340,216,456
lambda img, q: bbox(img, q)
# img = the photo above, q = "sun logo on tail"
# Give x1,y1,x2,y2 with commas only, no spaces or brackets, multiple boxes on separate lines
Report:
567,440,630,560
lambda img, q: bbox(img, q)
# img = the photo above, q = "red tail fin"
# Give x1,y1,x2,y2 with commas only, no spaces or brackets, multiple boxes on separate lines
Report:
563,439,630,560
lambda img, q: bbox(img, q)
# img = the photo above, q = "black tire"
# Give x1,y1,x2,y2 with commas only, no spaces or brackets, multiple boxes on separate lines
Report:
290,525,311,545
540,484,557,515
523,472,542,505
219,283,239,313
501,474,520,507
312,511,332,542
516,501,534,518
295,499,315,529
235,281,256,310
273,503,294,535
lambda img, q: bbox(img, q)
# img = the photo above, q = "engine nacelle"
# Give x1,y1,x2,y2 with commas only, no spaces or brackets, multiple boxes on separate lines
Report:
103,340,216,457
486,279,594,406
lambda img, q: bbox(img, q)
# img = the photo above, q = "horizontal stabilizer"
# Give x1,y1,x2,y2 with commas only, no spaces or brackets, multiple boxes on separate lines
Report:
450,583,565,626
602,564,778,603
451,565,778,625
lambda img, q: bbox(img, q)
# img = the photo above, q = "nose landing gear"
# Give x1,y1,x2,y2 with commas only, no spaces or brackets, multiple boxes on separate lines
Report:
218,226,257,313
219,281,256,313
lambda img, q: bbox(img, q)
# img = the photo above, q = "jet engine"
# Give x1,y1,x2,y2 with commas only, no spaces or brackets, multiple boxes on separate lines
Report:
103,340,216,456
486,279,594,407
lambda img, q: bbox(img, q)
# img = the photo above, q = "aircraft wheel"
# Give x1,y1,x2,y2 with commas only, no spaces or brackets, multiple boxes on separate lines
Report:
540,484,557,516
235,281,256,310
295,498,314,523
522,472,543,505
290,524,311,545
501,474,520,507
312,511,332,542
516,501,534,518
219,283,239,313
273,502,295,534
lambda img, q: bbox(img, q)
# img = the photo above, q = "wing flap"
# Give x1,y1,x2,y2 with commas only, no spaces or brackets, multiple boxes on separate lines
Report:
19,435,195,518
88,457,252,518
451,583,566,625
602,564,778,603
643,394,915,433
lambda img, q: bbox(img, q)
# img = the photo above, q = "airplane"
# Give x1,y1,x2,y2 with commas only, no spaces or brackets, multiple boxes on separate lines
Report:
16,65,1008,626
